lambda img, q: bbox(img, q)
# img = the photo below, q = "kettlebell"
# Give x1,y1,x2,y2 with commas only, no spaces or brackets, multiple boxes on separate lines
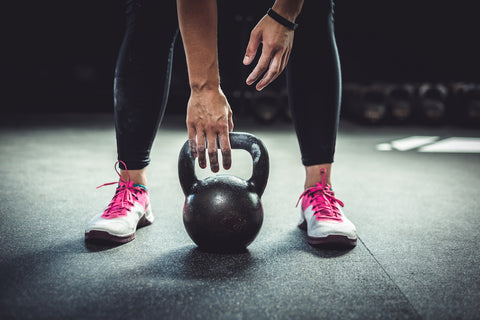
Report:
178,132,269,252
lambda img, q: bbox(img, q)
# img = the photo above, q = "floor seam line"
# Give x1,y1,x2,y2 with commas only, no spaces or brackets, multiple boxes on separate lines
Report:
358,236,422,319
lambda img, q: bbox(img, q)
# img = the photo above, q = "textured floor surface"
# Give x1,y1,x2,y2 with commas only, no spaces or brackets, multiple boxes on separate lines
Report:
0,113,479,320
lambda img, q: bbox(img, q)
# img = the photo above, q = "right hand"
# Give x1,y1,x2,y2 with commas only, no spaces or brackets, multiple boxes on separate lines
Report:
186,87,234,172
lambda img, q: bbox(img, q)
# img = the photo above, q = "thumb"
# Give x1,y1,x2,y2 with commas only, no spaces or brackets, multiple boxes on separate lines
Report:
243,30,261,65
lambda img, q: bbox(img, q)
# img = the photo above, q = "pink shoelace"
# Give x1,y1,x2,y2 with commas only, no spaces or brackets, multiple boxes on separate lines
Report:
296,168,344,221
97,161,144,218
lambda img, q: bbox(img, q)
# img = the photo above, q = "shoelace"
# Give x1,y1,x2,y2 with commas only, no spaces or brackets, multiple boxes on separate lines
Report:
96,161,143,218
296,169,344,220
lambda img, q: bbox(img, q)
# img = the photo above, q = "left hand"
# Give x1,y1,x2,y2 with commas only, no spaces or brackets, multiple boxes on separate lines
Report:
243,14,294,91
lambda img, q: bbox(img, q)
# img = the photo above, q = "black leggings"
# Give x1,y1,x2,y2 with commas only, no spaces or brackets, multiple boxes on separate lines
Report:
114,0,341,169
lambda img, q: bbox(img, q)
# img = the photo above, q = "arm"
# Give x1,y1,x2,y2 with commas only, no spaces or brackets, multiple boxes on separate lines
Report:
244,0,304,91
177,0,234,172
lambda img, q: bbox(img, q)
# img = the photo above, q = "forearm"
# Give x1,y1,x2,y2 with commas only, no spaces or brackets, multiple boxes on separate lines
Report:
271,0,304,21
176,0,220,92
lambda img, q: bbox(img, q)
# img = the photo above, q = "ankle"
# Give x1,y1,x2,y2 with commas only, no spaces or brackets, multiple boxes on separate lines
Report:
304,163,332,189
120,169,147,187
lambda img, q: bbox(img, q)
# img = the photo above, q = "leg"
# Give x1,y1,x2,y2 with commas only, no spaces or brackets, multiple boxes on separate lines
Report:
288,1,356,247
114,0,179,184
286,0,341,188
85,0,178,243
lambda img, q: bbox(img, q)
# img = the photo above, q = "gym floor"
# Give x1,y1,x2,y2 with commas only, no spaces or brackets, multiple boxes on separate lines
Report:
0,113,479,320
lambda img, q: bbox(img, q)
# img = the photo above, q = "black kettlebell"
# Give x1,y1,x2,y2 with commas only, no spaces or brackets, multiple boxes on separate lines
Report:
178,132,269,252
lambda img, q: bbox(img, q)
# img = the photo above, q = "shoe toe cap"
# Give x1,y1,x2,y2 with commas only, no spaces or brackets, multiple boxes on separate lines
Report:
85,215,134,237
308,219,357,239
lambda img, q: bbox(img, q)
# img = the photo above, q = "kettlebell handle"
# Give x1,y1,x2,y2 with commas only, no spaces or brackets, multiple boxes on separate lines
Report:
178,132,270,197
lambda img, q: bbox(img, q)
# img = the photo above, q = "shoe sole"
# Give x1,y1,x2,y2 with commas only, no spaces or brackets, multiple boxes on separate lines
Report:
298,220,357,248
84,214,153,244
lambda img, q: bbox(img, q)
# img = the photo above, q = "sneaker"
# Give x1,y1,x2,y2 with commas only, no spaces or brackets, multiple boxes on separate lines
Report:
297,168,357,247
85,161,154,243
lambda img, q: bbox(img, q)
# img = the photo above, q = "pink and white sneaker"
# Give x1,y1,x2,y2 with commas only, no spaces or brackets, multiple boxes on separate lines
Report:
297,168,357,247
85,161,154,243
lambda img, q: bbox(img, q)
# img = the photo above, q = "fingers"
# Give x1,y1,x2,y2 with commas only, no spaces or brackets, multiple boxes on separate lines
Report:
247,45,291,91
193,128,230,173
255,51,283,91
246,49,272,87
188,125,224,172
218,130,231,170
196,130,207,169
243,29,261,66
207,121,232,172
246,50,285,91
187,124,197,158
194,129,232,172
206,130,219,173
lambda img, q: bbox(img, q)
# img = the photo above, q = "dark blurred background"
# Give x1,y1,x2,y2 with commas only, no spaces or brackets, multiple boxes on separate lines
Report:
2,0,480,125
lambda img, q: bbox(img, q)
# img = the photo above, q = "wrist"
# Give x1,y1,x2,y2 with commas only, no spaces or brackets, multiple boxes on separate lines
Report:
189,74,220,93
267,8,298,30
272,0,303,22
187,59,220,93
190,80,221,94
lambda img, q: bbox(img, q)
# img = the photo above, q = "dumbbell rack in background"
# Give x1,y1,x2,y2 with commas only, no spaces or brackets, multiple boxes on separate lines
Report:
215,79,480,127
341,82,480,127
223,80,480,127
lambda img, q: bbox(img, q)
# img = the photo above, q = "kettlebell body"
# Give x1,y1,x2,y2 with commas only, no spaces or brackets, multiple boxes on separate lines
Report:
178,132,269,252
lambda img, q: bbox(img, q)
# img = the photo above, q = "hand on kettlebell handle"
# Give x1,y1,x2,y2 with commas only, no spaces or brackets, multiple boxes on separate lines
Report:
185,88,234,173
188,135,232,173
